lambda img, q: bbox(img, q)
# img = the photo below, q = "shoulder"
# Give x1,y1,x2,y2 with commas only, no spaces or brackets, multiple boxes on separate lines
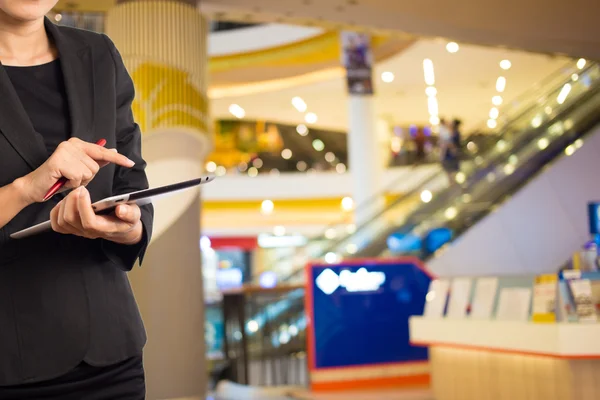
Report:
53,24,116,55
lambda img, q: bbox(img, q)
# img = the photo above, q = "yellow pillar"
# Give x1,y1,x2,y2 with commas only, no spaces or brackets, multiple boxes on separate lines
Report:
105,1,212,399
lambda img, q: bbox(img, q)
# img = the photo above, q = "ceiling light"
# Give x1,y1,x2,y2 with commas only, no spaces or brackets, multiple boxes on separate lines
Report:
503,164,515,175
564,119,573,130
216,166,227,176
261,200,274,214
427,97,439,116
247,167,258,177
205,161,217,173
429,115,440,125
281,148,293,159
238,162,248,172
496,140,507,151
557,83,572,105
252,158,263,168
492,95,503,106
446,42,459,53
312,139,325,151
270,169,280,176
499,60,512,70
466,141,478,152
425,86,437,97
325,152,336,162
487,119,498,129
247,320,259,333
571,73,579,82
336,163,346,173
341,197,354,211
346,244,358,254
508,155,518,165
537,138,549,150
228,104,245,119
325,252,339,264
444,207,458,220
296,161,307,171
455,172,466,184
273,226,286,236
564,145,575,156
577,58,586,69
346,224,356,234
292,96,307,112
305,112,318,124
531,115,543,128
575,138,583,148
381,71,395,83
496,76,506,92
420,190,433,203
489,107,499,119
296,124,308,136
423,59,435,86
54,13,63,22
325,229,337,239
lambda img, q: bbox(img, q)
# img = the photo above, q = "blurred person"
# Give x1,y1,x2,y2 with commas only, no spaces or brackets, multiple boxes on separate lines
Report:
452,118,463,157
414,126,426,164
439,118,459,182
0,1,153,398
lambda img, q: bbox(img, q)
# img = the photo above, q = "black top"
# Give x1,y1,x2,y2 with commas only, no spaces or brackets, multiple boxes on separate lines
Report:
5,59,71,155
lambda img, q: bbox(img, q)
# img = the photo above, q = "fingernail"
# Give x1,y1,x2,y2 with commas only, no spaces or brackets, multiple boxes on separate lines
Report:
127,159,135,167
110,148,117,152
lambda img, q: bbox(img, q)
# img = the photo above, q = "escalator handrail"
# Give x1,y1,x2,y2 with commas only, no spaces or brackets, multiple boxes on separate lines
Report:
404,75,600,261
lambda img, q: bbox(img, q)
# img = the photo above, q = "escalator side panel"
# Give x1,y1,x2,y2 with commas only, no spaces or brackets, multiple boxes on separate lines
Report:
428,124,600,277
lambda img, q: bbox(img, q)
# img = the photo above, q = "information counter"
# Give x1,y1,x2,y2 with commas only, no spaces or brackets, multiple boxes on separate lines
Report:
408,270,600,400
409,318,600,400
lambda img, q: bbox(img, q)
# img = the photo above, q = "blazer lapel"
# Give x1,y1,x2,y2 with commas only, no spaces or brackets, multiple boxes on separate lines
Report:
0,18,96,171
44,17,95,143
0,65,48,170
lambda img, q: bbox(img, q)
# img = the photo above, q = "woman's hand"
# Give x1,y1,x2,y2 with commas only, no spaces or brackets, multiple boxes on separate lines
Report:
50,187,143,245
14,137,135,205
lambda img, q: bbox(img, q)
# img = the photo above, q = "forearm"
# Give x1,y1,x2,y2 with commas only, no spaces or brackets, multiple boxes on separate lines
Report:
0,178,32,230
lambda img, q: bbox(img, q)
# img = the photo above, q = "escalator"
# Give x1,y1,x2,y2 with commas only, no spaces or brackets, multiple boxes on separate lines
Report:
271,60,600,282
225,60,600,372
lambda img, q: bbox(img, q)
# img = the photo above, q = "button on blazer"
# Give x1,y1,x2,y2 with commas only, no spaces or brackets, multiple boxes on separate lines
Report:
0,18,153,385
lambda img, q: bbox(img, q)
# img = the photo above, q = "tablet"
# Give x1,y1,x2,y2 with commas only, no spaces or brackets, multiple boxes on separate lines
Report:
10,175,215,240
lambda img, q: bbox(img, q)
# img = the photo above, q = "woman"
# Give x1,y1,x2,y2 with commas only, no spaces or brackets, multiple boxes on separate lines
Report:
0,1,153,398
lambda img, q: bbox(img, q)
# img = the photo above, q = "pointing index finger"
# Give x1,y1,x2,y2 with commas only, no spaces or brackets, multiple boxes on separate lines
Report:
83,144,135,168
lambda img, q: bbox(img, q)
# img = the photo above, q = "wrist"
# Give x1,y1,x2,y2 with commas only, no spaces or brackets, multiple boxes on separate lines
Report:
114,222,143,245
11,178,34,208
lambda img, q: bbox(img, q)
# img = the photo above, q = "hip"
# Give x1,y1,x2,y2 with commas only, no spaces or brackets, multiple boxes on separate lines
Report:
0,356,145,400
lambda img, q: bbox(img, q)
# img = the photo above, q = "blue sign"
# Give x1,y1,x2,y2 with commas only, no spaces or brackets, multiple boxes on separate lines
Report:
309,259,431,369
588,202,600,235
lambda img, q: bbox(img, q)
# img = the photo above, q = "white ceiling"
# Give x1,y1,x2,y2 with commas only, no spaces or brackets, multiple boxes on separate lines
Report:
210,39,572,132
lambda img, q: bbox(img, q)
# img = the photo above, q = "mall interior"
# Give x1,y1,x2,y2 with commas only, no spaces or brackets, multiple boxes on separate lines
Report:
49,0,600,399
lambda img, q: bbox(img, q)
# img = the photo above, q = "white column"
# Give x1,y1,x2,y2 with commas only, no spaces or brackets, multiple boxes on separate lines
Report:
377,118,392,172
106,2,212,399
347,96,386,227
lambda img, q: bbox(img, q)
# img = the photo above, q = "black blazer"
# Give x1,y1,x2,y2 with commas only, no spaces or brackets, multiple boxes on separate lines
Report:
0,18,153,385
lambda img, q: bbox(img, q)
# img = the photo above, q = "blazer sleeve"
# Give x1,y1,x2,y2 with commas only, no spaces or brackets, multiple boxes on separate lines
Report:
100,34,154,270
